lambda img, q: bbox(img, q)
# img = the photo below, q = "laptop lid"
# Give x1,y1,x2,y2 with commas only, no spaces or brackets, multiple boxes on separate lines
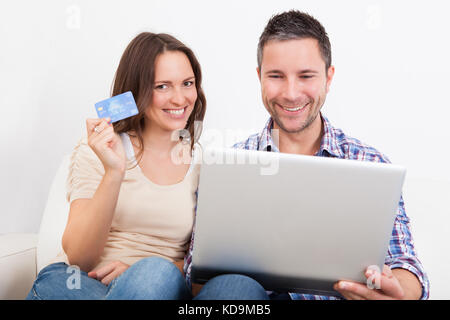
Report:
191,147,406,296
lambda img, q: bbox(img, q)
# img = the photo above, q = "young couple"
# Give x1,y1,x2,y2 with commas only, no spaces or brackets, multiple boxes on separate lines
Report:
26,10,429,300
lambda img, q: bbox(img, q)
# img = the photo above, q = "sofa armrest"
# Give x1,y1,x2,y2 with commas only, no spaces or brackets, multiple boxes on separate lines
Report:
0,233,38,300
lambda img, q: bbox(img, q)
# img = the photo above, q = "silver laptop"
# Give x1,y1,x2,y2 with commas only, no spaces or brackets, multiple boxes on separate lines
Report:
191,147,406,297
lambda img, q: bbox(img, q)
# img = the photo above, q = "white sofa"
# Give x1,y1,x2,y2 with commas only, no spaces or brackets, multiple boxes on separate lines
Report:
0,155,71,299
0,152,446,299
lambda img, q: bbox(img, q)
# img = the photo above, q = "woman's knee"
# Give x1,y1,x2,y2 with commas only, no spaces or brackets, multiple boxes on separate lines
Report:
26,262,106,300
126,256,183,283
133,256,179,274
105,256,190,300
26,263,77,300
196,274,269,300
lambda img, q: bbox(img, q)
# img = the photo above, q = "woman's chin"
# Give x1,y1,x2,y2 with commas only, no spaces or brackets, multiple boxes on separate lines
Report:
162,121,189,133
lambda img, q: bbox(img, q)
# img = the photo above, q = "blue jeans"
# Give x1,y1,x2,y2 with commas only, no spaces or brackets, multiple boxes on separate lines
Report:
26,256,269,300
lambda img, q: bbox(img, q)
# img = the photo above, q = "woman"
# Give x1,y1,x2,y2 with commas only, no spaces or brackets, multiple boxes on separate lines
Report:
26,32,267,300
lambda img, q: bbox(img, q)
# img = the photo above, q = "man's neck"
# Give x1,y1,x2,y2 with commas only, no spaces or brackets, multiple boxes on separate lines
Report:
275,115,324,156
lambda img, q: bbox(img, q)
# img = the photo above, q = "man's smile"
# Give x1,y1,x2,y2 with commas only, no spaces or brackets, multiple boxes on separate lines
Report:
275,102,310,114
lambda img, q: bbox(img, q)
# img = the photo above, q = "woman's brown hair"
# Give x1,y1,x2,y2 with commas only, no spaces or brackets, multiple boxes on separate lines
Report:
111,32,206,166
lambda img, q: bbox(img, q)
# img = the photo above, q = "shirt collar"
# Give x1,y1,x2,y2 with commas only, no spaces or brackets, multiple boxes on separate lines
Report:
318,114,344,158
257,118,280,152
257,113,343,158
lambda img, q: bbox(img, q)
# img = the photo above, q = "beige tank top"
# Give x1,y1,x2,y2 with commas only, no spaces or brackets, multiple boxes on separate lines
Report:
49,132,200,271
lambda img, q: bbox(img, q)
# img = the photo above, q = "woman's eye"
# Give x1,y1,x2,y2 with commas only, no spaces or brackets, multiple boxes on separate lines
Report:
184,81,194,87
155,84,168,90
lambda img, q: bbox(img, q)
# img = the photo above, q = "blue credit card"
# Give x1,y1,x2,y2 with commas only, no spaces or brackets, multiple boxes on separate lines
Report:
95,91,139,123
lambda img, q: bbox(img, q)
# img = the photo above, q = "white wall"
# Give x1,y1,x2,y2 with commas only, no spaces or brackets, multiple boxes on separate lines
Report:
1,0,449,299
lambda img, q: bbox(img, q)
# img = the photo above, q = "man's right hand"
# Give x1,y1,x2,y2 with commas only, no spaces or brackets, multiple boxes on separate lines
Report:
192,283,204,297
86,118,127,176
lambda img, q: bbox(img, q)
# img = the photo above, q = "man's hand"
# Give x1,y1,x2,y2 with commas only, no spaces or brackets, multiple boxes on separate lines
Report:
173,260,185,276
192,283,204,297
334,265,421,300
172,260,203,297
88,260,130,286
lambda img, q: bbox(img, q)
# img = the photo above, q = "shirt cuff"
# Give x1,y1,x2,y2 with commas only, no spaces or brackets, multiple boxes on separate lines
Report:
388,261,430,300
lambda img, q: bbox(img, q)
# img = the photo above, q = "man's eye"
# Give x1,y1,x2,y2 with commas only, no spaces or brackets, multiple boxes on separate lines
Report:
300,75,314,79
268,75,282,79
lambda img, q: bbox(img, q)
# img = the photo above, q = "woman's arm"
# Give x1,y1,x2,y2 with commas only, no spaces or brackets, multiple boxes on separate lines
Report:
62,118,127,272
62,169,124,272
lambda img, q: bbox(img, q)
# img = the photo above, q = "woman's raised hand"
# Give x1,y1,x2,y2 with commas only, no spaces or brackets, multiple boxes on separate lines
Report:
86,118,127,177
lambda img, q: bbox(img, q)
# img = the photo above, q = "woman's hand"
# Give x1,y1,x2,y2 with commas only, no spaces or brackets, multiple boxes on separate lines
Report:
88,260,130,286
86,118,127,176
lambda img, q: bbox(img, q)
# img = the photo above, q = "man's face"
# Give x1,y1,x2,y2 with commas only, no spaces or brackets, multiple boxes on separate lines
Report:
258,38,334,134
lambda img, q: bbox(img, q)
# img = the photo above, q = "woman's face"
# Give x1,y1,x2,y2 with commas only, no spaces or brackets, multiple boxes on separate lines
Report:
145,50,197,133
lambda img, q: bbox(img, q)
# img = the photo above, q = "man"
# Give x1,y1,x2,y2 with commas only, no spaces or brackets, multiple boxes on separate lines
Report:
185,10,429,300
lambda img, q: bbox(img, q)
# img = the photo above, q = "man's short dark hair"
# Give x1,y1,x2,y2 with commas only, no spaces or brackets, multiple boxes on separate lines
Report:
257,10,332,71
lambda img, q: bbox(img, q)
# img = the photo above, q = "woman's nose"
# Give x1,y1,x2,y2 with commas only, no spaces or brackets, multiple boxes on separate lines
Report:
170,87,185,106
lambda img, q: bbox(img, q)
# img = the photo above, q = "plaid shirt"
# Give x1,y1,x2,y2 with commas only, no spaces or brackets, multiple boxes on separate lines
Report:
184,113,430,300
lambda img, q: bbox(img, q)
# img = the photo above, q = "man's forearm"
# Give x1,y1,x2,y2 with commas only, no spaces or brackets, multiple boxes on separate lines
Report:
392,268,422,300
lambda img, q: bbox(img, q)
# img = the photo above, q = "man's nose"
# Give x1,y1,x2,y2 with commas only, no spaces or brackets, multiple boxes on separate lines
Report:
281,79,301,102
171,87,185,106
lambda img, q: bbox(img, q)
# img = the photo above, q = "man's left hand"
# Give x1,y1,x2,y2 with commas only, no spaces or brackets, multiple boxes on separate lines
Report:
334,265,405,300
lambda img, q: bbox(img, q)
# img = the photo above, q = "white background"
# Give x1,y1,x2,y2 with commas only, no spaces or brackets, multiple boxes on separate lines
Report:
1,0,449,299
